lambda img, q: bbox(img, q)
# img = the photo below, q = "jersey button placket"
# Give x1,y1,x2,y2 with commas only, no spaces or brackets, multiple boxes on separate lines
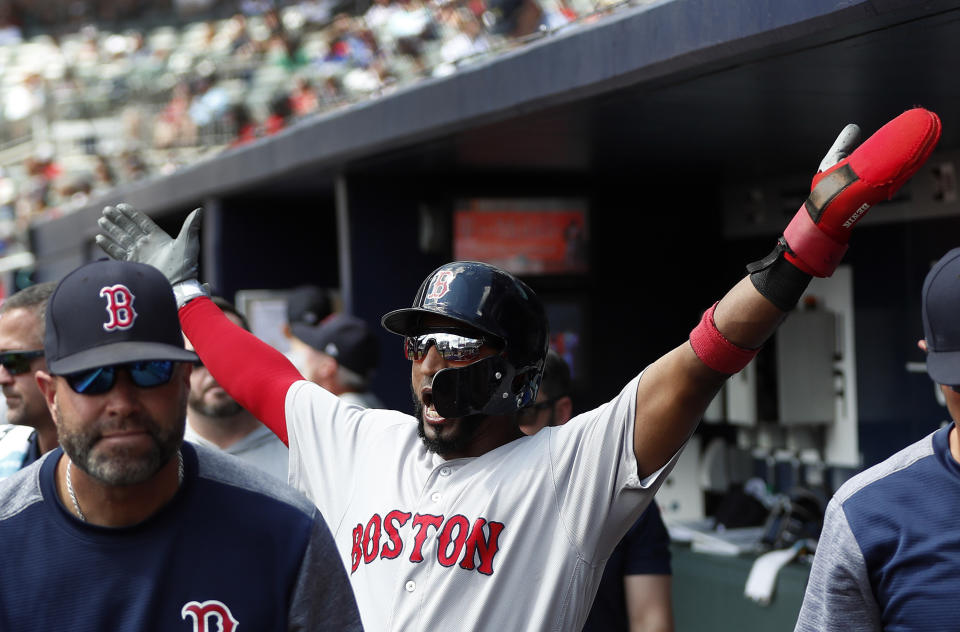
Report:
430,464,452,504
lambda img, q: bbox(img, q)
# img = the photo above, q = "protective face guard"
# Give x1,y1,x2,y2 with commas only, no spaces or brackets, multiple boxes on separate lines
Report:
431,354,535,419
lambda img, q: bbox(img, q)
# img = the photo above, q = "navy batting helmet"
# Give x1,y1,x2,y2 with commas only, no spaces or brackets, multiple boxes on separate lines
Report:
382,261,549,418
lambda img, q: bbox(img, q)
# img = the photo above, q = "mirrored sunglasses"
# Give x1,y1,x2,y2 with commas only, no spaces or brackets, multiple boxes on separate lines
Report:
0,350,44,375
64,360,176,395
404,333,488,362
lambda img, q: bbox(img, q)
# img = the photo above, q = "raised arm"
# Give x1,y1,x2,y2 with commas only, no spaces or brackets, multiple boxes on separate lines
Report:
179,296,301,443
633,108,941,478
634,279,781,478
96,204,302,444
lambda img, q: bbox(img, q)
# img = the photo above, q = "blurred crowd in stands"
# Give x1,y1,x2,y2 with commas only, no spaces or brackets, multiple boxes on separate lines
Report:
0,0,643,257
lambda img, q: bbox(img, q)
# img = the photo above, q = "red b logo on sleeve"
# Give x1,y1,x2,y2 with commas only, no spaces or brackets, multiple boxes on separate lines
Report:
100,284,137,331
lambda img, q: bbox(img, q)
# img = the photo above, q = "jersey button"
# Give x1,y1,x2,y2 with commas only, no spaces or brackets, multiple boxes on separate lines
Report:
405,581,416,592
439,467,451,476
431,492,442,502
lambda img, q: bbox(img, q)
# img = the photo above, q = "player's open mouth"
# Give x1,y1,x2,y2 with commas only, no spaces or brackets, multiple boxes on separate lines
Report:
421,389,448,425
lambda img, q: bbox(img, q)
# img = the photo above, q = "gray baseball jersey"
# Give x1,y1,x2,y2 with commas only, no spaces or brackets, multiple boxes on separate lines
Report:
286,372,679,631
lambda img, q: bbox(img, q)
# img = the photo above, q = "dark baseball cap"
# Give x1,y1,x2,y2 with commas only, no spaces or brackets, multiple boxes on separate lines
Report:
294,313,379,378
287,285,333,328
45,259,198,375
923,247,960,385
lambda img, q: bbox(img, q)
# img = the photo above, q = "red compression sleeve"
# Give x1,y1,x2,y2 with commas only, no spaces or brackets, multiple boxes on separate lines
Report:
180,297,302,445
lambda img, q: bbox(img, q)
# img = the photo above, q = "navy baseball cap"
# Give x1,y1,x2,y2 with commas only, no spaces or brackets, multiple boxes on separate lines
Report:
294,313,379,378
922,247,960,385
45,259,198,375
287,285,333,329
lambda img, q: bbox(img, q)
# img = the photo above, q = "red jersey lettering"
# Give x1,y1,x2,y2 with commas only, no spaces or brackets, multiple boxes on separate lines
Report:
437,514,469,567
363,514,382,564
351,523,363,572
380,510,412,560
350,511,504,575
460,518,505,575
409,514,444,563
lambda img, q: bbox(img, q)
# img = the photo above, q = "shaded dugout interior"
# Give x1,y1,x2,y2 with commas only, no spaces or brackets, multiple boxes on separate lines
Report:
29,0,960,468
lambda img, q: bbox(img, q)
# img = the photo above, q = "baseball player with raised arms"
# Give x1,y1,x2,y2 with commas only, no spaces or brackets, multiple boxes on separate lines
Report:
96,108,941,631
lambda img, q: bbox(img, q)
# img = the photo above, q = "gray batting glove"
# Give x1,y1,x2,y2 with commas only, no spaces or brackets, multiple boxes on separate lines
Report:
817,123,861,173
96,203,202,286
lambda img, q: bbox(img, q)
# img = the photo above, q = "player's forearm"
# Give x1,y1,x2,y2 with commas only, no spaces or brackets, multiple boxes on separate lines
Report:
630,617,674,632
179,296,300,444
630,611,674,632
634,276,786,476
713,276,787,349
625,575,675,632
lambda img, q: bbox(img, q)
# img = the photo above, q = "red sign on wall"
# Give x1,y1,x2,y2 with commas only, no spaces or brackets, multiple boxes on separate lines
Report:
453,199,589,275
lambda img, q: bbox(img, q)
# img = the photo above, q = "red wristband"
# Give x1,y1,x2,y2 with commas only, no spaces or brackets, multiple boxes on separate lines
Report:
689,302,759,375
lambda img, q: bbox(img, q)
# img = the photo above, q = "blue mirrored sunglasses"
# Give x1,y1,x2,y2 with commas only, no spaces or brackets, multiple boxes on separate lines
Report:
64,360,176,395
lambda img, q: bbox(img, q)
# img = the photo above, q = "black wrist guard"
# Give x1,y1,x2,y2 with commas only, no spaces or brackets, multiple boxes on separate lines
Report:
746,238,813,312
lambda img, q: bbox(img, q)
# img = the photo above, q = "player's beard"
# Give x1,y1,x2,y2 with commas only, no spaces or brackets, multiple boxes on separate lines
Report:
188,388,243,418
411,388,486,456
57,407,185,487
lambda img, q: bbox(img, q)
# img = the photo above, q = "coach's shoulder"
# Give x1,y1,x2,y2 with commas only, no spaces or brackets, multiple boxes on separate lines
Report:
0,453,48,522
832,430,937,508
189,442,315,517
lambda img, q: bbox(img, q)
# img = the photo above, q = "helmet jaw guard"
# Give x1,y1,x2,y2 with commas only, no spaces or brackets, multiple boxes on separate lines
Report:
431,355,542,419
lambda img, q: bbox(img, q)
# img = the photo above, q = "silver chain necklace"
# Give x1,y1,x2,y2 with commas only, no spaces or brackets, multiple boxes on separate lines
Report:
66,450,184,523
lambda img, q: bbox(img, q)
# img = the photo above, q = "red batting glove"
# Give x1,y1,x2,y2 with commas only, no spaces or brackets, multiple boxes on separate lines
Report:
783,108,941,277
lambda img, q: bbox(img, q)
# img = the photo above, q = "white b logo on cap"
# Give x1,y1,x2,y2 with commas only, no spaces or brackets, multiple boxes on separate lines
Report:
100,284,137,331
